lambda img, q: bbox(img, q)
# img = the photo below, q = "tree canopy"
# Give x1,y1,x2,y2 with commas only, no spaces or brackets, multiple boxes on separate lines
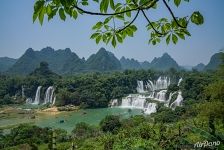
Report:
33,0,204,47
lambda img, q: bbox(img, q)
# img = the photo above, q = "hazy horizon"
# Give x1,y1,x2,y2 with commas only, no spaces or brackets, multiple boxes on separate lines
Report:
1,0,224,66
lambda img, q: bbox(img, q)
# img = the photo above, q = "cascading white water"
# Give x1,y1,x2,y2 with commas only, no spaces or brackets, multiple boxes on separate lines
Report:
52,96,56,105
144,103,157,114
136,81,146,93
155,76,170,90
164,92,177,107
146,80,154,91
146,76,170,91
26,98,33,104
22,85,25,98
120,94,157,115
33,86,42,105
120,94,146,109
153,90,167,102
44,86,55,104
116,77,183,114
170,91,183,109
178,78,183,86
110,99,118,107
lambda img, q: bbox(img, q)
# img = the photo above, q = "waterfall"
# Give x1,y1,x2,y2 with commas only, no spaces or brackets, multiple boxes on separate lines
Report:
136,81,146,93
33,86,42,105
144,103,157,115
170,91,183,109
44,86,55,104
120,94,146,109
114,76,184,115
22,85,25,98
165,92,177,107
120,94,156,114
146,80,154,91
154,90,167,102
178,78,183,86
26,98,33,104
155,76,170,90
52,96,56,105
110,99,118,107
146,76,171,92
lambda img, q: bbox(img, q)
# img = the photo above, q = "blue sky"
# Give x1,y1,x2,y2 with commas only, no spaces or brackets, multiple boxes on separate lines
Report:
0,0,224,66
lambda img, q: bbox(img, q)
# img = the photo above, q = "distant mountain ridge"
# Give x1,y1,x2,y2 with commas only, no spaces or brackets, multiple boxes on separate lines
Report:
7,47,85,75
120,53,180,71
0,57,17,72
6,47,121,75
2,47,223,75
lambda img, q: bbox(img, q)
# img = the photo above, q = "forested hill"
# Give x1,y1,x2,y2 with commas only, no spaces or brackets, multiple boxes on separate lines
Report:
84,47,121,72
204,52,224,71
193,52,224,71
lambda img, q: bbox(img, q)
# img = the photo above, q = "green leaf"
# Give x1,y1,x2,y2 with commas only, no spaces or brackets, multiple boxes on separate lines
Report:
96,34,102,44
176,32,185,40
90,33,100,39
166,34,171,45
130,25,137,32
112,36,116,47
46,5,52,16
93,0,99,3
110,0,115,10
81,1,88,6
38,7,46,25
92,22,103,30
34,0,44,12
72,10,78,19
59,8,66,21
33,13,38,23
100,0,109,13
104,0,109,13
174,0,181,7
191,11,204,25
104,16,112,24
172,34,178,44
116,34,123,43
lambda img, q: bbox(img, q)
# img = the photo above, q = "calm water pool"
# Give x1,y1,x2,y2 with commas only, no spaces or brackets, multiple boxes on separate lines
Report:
0,107,142,132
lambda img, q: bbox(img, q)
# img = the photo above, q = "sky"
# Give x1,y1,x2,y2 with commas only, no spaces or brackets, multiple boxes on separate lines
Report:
0,0,224,66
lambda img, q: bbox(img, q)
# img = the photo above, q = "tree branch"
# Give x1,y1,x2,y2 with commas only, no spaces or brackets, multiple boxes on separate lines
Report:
141,10,165,36
117,10,140,33
72,0,159,16
162,0,187,28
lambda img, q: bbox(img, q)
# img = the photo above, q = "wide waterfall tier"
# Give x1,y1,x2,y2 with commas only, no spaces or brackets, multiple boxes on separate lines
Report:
114,76,183,114
120,94,146,109
119,94,155,114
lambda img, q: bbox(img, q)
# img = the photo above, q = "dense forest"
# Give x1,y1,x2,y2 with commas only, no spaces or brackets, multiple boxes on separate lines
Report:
0,54,224,149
